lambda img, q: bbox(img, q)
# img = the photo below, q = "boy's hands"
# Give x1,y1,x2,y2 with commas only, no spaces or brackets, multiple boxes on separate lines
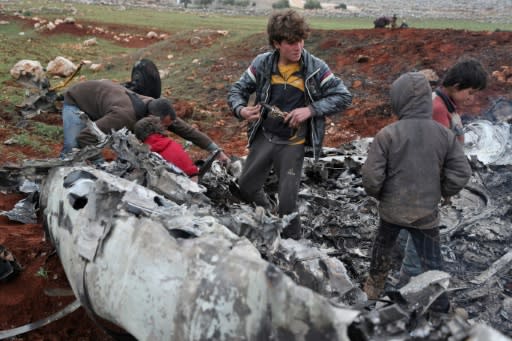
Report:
216,151,230,165
284,107,312,128
241,103,312,128
239,104,262,121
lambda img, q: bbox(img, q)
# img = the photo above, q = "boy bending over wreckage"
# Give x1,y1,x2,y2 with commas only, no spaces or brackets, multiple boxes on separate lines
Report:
60,79,229,163
361,72,471,312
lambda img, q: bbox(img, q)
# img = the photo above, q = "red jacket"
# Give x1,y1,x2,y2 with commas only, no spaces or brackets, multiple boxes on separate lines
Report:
144,134,198,176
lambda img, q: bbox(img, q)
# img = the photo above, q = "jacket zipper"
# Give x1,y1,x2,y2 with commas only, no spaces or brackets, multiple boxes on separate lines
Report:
305,68,321,160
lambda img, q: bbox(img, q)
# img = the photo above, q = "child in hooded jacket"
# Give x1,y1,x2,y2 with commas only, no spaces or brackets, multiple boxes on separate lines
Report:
134,116,199,178
361,72,471,312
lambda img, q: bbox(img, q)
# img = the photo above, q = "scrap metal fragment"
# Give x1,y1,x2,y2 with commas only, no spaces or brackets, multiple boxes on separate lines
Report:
471,249,512,285
0,180,39,224
398,270,451,315
271,238,356,298
468,324,511,341
0,196,37,224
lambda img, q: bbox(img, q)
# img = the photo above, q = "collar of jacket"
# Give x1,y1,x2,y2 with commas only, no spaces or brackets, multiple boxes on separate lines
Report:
267,49,321,102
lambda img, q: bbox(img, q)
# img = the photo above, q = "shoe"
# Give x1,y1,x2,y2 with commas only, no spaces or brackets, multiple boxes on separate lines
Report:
428,293,451,313
282,226,301,240
397,268,412,288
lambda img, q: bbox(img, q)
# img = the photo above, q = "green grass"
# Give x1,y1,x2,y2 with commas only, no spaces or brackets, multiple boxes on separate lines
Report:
3,0,511,32
35,266,49,279
32,122,63,140
6,122,62,155
10,132,50,152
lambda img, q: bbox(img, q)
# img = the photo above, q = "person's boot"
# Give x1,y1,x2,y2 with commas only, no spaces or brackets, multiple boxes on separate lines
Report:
428,292,451,313
281,216,301,240
397,267,412,288
363,274,386,300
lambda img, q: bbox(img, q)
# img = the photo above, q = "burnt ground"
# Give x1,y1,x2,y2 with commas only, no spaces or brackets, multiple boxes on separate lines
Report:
1,13,512,340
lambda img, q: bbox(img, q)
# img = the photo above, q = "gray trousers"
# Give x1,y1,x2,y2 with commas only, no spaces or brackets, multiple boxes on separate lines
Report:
238,130,304,237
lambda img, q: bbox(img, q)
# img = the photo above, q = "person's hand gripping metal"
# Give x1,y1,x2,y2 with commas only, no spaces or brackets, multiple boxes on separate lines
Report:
239,104,262,121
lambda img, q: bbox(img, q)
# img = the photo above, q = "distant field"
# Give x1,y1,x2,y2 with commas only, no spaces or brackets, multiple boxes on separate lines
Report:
1,0,511,108
2,0,512,32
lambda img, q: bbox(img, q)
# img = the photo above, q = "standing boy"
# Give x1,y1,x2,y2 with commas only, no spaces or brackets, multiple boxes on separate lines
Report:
432,58,487,144
361,72,471,311
227,9,352,239
399,58,487,284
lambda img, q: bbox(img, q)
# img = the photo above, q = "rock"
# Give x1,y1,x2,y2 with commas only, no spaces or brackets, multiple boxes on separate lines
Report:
357,55,369,63
10,60,45,83
352,80,363,88
46,56,77,77
190,36,201,46
89,63,103,72
146,31,158,39
83,37,97,46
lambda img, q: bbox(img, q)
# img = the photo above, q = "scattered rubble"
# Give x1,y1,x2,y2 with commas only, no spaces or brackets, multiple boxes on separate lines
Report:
2,103,512,338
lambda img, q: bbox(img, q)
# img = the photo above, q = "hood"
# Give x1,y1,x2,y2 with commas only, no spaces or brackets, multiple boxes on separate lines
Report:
144,134,171,153
390,72,432,120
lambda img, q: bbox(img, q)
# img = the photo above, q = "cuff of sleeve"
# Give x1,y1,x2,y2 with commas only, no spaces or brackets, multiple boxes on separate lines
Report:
308,105,318,117
206,143,220,152
235,106,244,120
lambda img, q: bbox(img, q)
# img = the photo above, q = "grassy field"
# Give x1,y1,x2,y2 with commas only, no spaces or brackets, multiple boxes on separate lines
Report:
2,0,511,101
1,0,511,160
3,0,512,31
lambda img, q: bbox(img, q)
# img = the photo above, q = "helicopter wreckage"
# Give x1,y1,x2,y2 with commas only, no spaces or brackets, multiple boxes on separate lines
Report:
2,106,512,340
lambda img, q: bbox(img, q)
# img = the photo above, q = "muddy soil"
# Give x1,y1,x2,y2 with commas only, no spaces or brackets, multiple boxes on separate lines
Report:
0,12,512,340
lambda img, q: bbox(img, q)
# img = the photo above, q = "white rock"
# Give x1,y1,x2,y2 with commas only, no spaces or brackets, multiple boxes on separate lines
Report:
10,60,45,82
90,63,103,72
47,56,77,77
147,31,158,39
83,37,97,46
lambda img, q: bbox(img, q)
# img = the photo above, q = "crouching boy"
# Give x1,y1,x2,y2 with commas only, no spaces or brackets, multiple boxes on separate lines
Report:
361,72,471,312
134,116,199,181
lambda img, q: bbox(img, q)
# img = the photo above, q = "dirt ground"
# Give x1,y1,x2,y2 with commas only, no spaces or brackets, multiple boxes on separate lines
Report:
1,13,512,340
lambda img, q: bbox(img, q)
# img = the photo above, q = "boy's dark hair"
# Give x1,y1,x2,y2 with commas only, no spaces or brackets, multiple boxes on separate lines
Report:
442,58,488,90
147,98,176,120
267,9,310,47
134,116,165,142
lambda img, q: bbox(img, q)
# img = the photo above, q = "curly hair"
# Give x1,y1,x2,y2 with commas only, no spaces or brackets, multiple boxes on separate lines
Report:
267,9,310,48
134,116,165,142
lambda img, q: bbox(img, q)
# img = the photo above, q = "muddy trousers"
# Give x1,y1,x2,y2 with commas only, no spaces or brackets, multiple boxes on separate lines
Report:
238,130,304,239
399,231,423,283
365,219,450,312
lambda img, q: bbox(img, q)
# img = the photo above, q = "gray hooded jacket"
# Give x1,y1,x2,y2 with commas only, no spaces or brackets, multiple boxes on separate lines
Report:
361,72,471,229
